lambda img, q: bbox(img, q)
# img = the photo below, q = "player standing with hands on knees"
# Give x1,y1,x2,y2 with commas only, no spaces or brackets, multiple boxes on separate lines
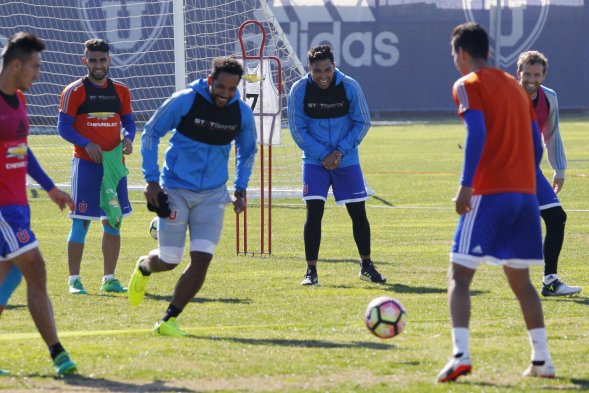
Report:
516,50,581,297
128,57,257,336
0,32,77,375
58,39,136,295
436,23,555,383
288,44,385,286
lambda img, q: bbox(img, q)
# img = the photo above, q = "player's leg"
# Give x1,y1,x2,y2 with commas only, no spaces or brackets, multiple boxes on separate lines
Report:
153,186,228,336
301,164,329,285
332,164,385,284
128,188,187,306
12,248,77,375
68,157,102,294
0,262,22,316
100,176,133,293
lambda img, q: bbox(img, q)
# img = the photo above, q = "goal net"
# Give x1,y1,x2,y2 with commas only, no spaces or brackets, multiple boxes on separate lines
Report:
0,0,305,198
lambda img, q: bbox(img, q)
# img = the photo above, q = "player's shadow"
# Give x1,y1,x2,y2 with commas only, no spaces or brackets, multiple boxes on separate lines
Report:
5,304,27,311
384,283,487,296
571,378,589,389
143,293,253,305
61,374,195,392
369,195,394,206
191,335,396,350
544,296,589,306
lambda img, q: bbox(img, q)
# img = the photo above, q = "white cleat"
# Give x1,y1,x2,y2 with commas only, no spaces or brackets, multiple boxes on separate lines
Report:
522,359,556,378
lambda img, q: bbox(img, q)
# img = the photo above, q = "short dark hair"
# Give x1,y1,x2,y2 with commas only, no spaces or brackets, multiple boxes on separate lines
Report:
84,39,110,55
1,32,46,66
210,56,243,80
307,44,334,65
517,50,548,74
451,22,489,60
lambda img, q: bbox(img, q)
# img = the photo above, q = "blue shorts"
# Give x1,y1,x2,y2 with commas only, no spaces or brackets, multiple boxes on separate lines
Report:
451,193,543,269
302,164,367,205
0,205,39,262
536,169,560,210
70,157,132,221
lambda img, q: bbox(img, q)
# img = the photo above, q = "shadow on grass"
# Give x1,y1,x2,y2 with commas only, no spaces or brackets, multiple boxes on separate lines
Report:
144,293,253,305
383,283,487,296
61,374,195,392
5,304,27,311
369,195,394,207
192,335,396,350
544,296,589,306
571,378,589,390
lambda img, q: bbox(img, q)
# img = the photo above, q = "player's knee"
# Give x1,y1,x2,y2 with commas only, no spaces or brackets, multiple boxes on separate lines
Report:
68,218,90,243
102,223,120,237
541,206,567,226
159,247,184,266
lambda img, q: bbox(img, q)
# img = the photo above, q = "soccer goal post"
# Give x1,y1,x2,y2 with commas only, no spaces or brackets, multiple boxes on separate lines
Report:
0,0,305,198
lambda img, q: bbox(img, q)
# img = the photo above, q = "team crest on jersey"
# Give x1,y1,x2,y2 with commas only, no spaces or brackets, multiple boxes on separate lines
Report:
7,143,28,159
77,0,171,69
16,229,30,243
462,0,550,68
79,202,88,213
169,211,177,221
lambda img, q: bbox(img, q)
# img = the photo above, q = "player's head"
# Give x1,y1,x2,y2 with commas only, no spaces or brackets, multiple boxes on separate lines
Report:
516,51,548,98
208,56,243,108
450,23,489,75
1,32,45,91
83,38,111,83
307,44,336,90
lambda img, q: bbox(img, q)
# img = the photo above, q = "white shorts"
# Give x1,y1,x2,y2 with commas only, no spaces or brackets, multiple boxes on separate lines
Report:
157,185,232,264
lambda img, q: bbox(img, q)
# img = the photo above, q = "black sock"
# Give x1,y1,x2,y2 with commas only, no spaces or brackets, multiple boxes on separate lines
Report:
307,265,317,272
138,264,151,276
360,258,372,267
49,342,66,360
162,303,183,322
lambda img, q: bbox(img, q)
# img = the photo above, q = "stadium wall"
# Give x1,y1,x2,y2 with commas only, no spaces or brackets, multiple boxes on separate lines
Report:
1,0,587,121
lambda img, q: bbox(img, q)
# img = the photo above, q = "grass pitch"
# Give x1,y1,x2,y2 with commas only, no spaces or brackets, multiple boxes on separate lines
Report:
1,117,588,392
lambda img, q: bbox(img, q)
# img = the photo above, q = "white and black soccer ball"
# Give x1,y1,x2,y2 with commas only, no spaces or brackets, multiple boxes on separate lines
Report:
149,216,159,240
365,296,407,339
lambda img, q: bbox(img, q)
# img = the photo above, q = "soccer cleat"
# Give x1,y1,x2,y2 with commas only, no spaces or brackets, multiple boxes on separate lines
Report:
53,351,77,376
153,317,187,337
300,267,319,286
0,369,9,376
541,279,582,297
359,260,386,284
100,278,128,293
128,256,151,306
522,359,556,378
68,278,87,295
436,356,473,383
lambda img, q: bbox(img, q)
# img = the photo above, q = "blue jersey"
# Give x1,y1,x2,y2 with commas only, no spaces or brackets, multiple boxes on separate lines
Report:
142,79,257,191
288,69,370,167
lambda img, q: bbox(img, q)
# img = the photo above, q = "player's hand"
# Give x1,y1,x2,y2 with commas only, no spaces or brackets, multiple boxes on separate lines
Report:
453,186,473,215
122,138,133,155
322,150,342,170
85,143,103,163
144,182,163,207
47,187,75,212
232,189,246,214
552,177,564,194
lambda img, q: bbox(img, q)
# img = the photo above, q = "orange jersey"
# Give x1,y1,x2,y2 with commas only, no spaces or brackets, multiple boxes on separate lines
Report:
59,77,132,161
453,68,536,195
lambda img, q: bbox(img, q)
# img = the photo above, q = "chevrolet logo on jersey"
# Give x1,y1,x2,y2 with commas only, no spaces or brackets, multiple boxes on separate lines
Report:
87,112,115,120
7,143,28,159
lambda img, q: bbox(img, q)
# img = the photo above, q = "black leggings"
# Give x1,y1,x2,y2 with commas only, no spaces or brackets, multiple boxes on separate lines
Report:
541,206,567,276
304,200,371,261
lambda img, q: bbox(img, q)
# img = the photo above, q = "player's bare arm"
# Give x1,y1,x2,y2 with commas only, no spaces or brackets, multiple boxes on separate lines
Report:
144,181,162,208
122,137,133,155
552,177,564,193
453,186,473,215
84,142,103,162
47,187,75,212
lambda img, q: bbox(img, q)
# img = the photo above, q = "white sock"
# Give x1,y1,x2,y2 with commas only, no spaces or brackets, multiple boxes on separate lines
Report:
543,274,558,285
68,275,81,284
528,327,550,362
102,274,115,283
452,327,470,358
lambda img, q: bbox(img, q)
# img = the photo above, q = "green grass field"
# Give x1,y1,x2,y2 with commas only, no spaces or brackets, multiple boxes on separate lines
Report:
1,118,588,392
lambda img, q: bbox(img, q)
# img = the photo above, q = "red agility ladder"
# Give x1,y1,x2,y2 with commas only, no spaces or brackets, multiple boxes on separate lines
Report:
236,20,282,256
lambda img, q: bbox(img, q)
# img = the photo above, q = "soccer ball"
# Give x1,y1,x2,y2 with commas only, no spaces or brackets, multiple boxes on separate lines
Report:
149,216,159,240
364,296,407,339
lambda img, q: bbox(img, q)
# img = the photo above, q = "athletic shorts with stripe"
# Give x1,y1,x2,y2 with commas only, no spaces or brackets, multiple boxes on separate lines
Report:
302,163,367,205
450,193,543,269
0,205,39,262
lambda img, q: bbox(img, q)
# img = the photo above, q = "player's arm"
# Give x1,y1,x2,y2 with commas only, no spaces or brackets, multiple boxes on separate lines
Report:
233,104,258,214
119,85,136,155
531,120,543,168
336,78,371,156
287,80,331,161
27,148,74,211
455,109,486,215
543,90,566,191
